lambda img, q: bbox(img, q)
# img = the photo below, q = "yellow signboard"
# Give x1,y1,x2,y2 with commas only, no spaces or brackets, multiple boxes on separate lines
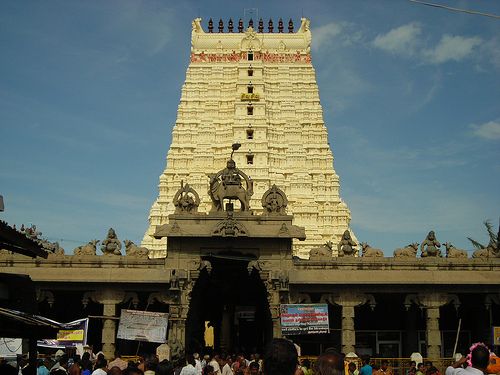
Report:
57,329,85,342
241,93,260,101
494,326,500,345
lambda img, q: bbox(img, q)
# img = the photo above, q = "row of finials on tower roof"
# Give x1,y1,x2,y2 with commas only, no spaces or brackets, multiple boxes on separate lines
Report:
207,18,296,33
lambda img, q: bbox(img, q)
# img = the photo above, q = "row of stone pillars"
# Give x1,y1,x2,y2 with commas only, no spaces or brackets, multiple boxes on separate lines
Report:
40,286,482,360
319,291,461,359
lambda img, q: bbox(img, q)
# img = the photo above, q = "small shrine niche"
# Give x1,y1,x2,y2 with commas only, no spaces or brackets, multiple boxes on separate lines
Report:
172,181,200,214
261,184,288,216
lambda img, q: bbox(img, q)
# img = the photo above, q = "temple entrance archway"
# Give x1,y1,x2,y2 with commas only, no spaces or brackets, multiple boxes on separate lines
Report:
185,252,272,354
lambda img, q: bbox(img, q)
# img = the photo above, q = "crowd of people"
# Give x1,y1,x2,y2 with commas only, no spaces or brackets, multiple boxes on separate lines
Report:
0,340,496,375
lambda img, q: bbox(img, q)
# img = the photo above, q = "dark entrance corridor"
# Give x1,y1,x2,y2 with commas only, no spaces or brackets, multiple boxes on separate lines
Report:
185,253,272,354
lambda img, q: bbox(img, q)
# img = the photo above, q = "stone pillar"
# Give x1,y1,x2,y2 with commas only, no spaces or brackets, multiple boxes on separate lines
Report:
264,270,287,339
321,291,376,354
341,304,356,354
102,302,117,357
270,304,282,339
426,306,441,359
163,275,192,355
168,303,187,352
405,293,460,360
83,289,138,359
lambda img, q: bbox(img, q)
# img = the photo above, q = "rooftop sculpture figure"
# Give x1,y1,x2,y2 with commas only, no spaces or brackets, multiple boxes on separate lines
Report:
208,143,253,212
101,228,122,256
421,230,441,257
173,181,200,214
338,230,357,257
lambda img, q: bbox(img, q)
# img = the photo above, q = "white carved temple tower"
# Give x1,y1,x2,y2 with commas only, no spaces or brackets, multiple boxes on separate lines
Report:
142,17,353,258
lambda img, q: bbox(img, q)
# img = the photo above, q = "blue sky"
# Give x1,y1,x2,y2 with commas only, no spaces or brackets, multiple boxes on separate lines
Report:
1,0,499,256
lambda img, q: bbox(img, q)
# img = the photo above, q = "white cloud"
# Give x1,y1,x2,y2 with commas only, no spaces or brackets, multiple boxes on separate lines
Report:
372,24,482,66
423,34,482,64
470,120,500,140
372,22,422,56
479,37,500,70
312,22,343,50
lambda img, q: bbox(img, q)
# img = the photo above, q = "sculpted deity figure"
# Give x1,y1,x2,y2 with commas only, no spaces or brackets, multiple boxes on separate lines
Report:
261,184,288,216
101,228,122,256
168,336,184,362
338,230,357,257
220,159,242,186
208,158,253,212
173,181,200,214
278,271,289,290
170,270,180,290
421,231,441,257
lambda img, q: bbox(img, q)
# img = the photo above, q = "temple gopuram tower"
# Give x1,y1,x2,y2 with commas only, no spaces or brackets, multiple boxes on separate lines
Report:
143,18,352,258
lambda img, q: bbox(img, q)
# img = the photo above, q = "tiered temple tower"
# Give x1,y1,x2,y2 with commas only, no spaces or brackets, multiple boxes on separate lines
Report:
142,18,353,258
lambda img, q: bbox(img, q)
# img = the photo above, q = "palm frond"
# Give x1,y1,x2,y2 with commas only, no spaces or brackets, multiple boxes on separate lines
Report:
484,220,497,244
467,237,484,249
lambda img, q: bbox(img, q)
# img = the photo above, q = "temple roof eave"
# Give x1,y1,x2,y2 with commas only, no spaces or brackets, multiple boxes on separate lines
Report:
153,215,306,241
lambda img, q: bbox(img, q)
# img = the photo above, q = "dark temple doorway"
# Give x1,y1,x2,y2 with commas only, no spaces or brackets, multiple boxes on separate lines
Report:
185,252,272,354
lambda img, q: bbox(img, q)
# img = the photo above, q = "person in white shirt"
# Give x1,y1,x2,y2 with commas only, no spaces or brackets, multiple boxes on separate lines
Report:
220,355,233,375
209,355,221,375
91,358,108,375
193,353,203,375
180,354,198,375
445,344,490,375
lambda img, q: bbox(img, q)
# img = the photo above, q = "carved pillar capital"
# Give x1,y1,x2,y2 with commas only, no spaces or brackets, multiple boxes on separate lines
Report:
289,292,311,304
404,292,459,360
320,291,376,354
187,259,213,279
82,289,139,307
148,291,180,305
320,291,377,310
404,292,460,311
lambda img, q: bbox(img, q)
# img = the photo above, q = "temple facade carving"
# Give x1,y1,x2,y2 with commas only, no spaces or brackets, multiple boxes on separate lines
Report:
142,18,352,258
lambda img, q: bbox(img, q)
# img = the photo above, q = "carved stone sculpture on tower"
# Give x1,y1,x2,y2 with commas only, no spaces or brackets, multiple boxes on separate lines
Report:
208,159,253,212
338,230,357,257
123,240,149,258
101,228,122,256
472,240,500,258
173,181,200,214
394,243,419,257
212,211,248,237
73,240,99,256
261,184,287,215
421,231,441,257
309,241,333,260
360,242,384,257
443,242,468,258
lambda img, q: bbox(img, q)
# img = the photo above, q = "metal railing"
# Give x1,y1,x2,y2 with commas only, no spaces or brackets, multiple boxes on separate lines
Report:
298,357,455,375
